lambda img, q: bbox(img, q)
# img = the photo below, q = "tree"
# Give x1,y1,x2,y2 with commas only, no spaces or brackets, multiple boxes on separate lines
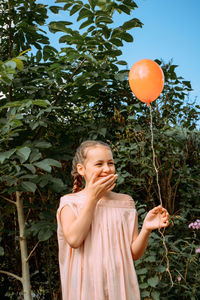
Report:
0,0,143,298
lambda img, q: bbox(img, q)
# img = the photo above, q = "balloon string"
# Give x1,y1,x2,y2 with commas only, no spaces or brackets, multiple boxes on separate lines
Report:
149,104,163,206
149,104,174,287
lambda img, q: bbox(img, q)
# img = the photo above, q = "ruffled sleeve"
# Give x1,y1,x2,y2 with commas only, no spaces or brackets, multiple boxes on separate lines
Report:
57,195,79,219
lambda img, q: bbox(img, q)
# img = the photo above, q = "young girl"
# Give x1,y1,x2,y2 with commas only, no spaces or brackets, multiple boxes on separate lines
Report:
57,140,169,300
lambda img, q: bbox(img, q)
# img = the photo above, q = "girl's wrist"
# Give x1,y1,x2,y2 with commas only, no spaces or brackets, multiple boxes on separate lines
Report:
85,189,102,203
141,225,152,235
86,194,99,206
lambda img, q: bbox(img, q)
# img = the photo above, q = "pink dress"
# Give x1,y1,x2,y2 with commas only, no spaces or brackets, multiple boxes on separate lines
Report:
57,193,140,300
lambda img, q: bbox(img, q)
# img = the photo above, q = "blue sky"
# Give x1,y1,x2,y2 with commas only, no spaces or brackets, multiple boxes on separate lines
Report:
122,0,200,103
39,0,200,104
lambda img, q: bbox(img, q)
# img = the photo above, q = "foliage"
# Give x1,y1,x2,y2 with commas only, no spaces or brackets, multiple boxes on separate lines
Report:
132,203,200,300
0,0,199,299
0,54,28,85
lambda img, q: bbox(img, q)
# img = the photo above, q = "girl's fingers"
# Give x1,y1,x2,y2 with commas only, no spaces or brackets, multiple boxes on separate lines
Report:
161,220,169,227
105,174,118,186
98,174,117,186
92,174,113,186
104,178,118,190
152,207,160,214
153,206,169,216
162,209,168,215
98,174,114,183
107,183,116,192
162,216,169,223
161,210,167,217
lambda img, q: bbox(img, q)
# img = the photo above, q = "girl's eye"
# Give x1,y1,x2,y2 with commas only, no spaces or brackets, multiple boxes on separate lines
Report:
95,162,114,166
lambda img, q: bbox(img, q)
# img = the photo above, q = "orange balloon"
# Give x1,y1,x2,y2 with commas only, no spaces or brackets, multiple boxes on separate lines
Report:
129,59,164,104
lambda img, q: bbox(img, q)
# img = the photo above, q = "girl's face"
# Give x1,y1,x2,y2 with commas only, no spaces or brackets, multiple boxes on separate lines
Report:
78,146,115,183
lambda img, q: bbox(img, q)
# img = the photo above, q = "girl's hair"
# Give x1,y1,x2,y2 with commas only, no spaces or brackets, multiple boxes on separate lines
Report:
71,140,111,193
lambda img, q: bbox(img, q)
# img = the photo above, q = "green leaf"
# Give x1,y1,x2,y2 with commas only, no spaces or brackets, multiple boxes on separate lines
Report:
122,18,143,30
140,283,148,289
0,99,50,111
147,276,159,287
111,28,122,38
84,53,98,64
116,60,127,65
49,21,73,32
95,10,108,17
12,58,24,71
21,181,37,193
49,6,62,14
145,255,156,263
182,80,192,88
34,141,52,148
38,228,53,241
0,74,13,85
87,25,95,32
70,4,81,16
20,174,37,180
50,178,65,192
96,16,113,24
0,246,4,256
32,99,50,107
114,70,129,81
151,291,160,300
88,0,96,10
111,49,122,56
101,25,111,39
23,164,36,174
36,50,42,62
77,8,93,21
99,127,107,137
136,267,148,275
45,159,62,168
120,32,133,42
63,3,74,10
4,60,16,69
29,150,42,163
34,160,52,172
34,158,61,173
118,4,131,14
16,147,31,163
110,38,123,46
141,290,150,297
0,149,16,164
155,265,167,273
79,18,94,29
59,35,74,43
175,86,184,91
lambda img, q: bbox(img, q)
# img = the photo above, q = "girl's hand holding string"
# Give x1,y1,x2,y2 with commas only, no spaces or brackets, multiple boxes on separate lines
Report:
143,205,170,232
131,206,170,260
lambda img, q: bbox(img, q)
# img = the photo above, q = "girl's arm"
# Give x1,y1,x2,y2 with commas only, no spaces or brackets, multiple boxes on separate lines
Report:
131,206,169,260
60,196,97,248
60,172,118,248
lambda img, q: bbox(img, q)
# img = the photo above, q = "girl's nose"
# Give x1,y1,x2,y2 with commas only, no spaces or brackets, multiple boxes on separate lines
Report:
103,164,110,173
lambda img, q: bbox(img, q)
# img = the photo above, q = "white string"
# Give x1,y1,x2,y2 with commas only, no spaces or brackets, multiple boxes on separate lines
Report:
149,103,174,287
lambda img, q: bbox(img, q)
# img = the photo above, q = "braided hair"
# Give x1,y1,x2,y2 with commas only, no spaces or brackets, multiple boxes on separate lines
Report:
71,140,111,193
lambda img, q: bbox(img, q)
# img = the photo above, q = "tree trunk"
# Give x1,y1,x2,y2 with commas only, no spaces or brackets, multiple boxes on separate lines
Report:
16,191,32,300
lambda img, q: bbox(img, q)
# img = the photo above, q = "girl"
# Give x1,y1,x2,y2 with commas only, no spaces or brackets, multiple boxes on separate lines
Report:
57,140,169,300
